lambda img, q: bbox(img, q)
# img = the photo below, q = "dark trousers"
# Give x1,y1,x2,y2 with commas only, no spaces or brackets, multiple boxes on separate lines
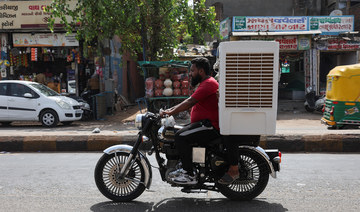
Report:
222,135,260,166
175,120,220,174
223,138,239,166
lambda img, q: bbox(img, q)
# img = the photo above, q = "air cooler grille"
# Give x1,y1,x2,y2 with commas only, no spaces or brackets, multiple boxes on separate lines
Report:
225,53,274,108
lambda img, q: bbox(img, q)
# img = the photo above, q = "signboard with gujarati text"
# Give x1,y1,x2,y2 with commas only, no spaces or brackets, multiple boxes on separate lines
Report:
232,16,354,35
250,35,310,50
315,39,360,50
309,16,353,34
13,33,79,47
0,0,76,29
233,16,308,32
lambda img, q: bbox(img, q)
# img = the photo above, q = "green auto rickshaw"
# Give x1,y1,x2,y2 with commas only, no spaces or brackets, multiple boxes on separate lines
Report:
322,64,360,129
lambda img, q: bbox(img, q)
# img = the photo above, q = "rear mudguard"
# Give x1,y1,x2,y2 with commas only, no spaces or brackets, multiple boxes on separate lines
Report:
239,146,277,178
103,144,152,189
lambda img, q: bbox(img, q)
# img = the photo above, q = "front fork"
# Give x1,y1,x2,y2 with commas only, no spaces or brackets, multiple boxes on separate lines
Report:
119,132,143,178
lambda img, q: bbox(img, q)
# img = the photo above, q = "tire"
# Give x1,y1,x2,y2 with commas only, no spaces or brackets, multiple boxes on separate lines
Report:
40,109,59,127
217,149,270,201
62,121,73,126
327,125,344,130
0,122,11,126
305,105,315,112
327,125,337,130
94,152,146,202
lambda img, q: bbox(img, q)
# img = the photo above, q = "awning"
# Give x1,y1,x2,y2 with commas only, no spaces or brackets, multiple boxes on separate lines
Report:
231,30,322,37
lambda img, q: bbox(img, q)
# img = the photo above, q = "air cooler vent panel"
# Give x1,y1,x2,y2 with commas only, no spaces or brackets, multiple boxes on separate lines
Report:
225,53,274,108
219,41,279,135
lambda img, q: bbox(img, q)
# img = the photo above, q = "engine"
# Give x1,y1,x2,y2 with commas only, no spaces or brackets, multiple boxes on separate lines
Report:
210,154,227,172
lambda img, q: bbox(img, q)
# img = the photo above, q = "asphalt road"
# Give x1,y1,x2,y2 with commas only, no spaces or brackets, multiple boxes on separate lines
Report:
0,152,360,212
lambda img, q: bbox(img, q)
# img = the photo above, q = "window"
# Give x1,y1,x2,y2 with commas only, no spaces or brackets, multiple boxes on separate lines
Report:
9,83,37,98
0,83,7,96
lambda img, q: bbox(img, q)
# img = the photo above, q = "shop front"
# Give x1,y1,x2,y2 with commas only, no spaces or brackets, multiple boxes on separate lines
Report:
0,0,86,94
315,37,360,95
8,33,81,94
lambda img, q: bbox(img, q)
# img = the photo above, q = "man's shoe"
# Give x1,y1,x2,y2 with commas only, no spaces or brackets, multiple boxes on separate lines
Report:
168,168,187,179
218,173,239,185
172,173,198,185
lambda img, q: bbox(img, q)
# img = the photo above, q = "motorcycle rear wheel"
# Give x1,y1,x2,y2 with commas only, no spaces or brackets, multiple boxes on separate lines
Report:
217,149,269,201
94,152,146,202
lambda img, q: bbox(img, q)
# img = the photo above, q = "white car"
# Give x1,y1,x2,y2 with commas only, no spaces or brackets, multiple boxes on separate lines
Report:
0,80,83,127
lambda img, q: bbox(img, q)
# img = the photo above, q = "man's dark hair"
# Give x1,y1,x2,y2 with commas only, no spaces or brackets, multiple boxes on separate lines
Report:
191,57,210,75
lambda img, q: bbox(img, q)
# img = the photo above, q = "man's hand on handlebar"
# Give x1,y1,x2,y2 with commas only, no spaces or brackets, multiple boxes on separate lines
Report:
159,109,171,117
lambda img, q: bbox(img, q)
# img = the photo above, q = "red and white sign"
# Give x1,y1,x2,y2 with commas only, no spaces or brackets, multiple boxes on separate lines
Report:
275,37,298,50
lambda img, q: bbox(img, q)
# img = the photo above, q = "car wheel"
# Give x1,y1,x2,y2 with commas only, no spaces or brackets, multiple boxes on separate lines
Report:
1,122,12,126
40,110,59,127
62,121,73,126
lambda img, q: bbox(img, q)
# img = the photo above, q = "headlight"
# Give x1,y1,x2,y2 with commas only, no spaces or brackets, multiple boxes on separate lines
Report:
135,114,146,129
56,100,71,110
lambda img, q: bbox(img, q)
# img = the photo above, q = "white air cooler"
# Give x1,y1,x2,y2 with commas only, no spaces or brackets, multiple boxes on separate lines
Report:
218,41,279,135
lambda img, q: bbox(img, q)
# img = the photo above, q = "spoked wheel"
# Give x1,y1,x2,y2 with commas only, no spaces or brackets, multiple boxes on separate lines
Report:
217,150,270,201
94,152,146,202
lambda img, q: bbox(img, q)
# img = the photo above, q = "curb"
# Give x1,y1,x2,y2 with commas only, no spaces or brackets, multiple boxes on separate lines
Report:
261,134,360,152
0,133,359,152
0,134,138,152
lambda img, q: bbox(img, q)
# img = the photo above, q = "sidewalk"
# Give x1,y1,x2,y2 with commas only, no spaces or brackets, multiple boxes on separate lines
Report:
0,103,360,152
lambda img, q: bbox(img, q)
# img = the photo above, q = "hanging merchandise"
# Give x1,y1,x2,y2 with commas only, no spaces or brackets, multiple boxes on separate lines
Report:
72,49,76,60
0,63,6,78
31,48,37,61
1,69,6,78
16,55,20,66
13,54,17,65
76,52,81,63
66,51,73,62
9,53,12,66
22,54,28,67
19,53,23,66
4,60,10,67
281,59,290,73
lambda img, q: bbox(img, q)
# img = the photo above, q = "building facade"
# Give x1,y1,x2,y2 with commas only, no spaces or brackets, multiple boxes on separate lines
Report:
208,0,360,99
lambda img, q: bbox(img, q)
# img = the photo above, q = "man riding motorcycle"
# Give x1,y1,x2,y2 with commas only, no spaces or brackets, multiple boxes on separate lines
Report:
160,57,238,185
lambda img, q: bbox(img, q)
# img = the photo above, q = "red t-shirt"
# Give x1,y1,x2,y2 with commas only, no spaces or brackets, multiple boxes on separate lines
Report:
190,77,219,130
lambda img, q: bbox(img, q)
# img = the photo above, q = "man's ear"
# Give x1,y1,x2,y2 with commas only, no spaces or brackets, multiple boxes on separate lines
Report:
199,68,205,75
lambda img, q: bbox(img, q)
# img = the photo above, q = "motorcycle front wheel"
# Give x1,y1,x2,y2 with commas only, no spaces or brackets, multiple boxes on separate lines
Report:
217,149,270,201
94,152,146,202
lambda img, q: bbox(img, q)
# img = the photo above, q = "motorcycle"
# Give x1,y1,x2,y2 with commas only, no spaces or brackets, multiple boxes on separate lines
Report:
68,90,93,120
94,112,281,202
304,87,325,113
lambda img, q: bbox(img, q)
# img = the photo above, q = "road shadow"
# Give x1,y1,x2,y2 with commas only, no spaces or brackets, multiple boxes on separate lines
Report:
0,122,82,129
90,197,287,212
